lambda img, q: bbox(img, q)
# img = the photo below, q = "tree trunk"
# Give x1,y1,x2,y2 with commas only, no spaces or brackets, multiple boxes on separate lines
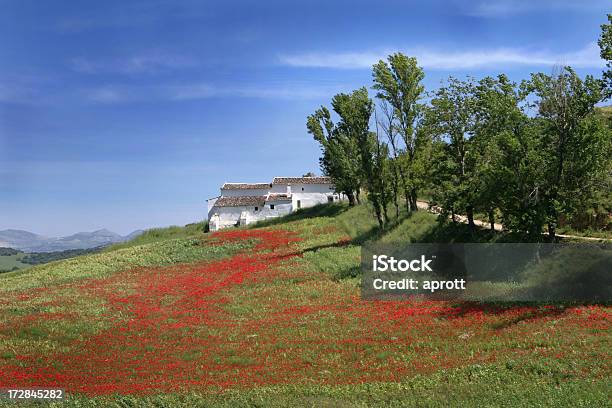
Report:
466,206,475,229
395,165,411,212
451,208,456,223
488,209,495,231
548,222,556,241
410,188,418,212
346,191,356,206
390,165,400,219
374,202,384,229
356,189,361,205
392,187,400,219
382,202,389,226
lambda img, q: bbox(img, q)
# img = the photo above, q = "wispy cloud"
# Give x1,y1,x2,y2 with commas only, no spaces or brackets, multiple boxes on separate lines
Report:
82,81,344,104
70,54,198,74
55,0,208,33
279,42,605,70
463,0,610,18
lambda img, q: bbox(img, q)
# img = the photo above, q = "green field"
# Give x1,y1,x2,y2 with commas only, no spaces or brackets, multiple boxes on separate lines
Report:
0,204,609,407
0,251,29,273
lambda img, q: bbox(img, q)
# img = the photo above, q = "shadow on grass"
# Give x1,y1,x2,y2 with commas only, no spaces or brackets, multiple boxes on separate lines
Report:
436,301,570,329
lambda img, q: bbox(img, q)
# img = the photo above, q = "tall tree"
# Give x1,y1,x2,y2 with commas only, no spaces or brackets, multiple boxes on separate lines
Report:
376,102,401,218
428,77,478,228
472,75,525,230
307,107,361,205
372,53,426,211
332,88,388,228
599,14,612,99
471,75,547,235
525,67,608,239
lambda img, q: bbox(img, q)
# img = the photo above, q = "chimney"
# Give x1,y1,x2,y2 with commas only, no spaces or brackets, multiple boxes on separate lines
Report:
286,184,292,196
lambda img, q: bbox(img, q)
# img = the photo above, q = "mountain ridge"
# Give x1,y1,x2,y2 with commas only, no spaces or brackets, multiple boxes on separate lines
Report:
0,228,144,252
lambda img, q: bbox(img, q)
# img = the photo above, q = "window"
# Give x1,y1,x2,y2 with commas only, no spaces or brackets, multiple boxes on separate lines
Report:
255,206,258,211
301,187,304,191
270,204,275,210
297,200,301,209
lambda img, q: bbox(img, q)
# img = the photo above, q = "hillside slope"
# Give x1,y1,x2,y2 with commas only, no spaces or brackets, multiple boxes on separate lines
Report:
0,204,609,407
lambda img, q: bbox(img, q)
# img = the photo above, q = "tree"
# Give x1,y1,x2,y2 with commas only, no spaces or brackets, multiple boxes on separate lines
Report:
479,104,548,236
428,77,478,228
332,88,389,228
471,75,537,232
376,102,401,218
525,67,608,239
307,107,361,205
599,14,612,99
372,53,426,211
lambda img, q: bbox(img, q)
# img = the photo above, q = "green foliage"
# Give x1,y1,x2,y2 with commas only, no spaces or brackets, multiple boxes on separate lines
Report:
524,67,610,238
427,76,479,227
372,53,427,211
307,105,362,205
0,247,21,256
599,14,612,98
21,247,104,265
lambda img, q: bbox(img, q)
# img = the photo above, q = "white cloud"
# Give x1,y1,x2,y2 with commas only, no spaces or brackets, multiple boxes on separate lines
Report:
70,54,198,74
82,81,344,104
279,42,605,70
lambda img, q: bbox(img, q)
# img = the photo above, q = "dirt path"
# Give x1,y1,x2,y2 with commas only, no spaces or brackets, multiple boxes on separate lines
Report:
416,201,610,242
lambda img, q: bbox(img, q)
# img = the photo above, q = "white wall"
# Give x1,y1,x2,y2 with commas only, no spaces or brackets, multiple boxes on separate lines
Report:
214,206,252,229
207,197,219,219
211,201,293,230
284,183,337,209
260,201,292,218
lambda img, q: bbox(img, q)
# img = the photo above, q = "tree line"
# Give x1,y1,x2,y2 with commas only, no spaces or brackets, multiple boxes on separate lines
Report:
308,15,612,239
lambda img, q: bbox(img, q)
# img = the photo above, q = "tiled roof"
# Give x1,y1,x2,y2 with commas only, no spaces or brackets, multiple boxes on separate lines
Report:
213,196,266,207
272,176,333,185
266,193,292,202
221,183,270,190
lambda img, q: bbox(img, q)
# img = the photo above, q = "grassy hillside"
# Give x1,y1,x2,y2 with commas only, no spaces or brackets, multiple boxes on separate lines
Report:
106,221,207,251
0,250,29,273
0,204,609,407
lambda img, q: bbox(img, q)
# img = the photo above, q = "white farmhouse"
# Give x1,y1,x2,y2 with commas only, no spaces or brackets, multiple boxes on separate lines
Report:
207,176,343,231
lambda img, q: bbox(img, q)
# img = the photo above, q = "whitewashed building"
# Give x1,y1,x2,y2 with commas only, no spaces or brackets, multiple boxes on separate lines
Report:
207,176,343,231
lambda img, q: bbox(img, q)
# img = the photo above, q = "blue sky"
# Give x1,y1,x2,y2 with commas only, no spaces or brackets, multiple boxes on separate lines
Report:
0,0,609,236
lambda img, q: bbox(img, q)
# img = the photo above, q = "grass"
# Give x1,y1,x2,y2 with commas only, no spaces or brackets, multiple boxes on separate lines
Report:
0,233,245,293
0,252,29,273
107,221,208,250
0,203,609,406
15,366,607,407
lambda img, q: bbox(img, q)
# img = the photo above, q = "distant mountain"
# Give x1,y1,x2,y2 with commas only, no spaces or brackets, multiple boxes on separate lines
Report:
0,228,144,253
0,229,48,251
124,229,145,241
